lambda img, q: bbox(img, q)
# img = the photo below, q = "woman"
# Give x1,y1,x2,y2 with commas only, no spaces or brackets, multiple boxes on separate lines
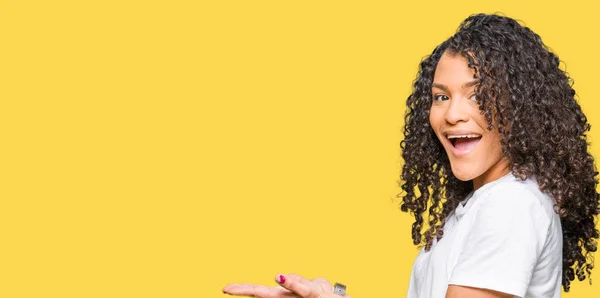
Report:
222,13,600,298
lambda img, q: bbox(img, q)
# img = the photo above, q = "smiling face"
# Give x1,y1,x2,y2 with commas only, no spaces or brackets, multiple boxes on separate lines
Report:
429,52,510,190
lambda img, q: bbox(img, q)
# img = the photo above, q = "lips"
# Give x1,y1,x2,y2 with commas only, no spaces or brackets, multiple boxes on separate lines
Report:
444,132,482,156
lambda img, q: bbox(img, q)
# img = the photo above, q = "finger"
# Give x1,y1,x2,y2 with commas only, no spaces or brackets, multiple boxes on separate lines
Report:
275,274,323,298
312,279,351,298
222,283,241,292
223,283,298,298
312,278,350,298
311,277,333,293
223,283,272,297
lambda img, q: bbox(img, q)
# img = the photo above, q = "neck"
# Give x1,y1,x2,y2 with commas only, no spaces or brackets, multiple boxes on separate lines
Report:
472,157,511,191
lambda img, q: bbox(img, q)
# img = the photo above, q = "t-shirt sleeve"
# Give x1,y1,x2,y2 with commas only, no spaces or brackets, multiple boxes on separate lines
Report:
448,186,551,297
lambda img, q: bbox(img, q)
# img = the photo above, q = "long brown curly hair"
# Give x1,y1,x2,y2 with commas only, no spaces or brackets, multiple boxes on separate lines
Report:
399,13,600,292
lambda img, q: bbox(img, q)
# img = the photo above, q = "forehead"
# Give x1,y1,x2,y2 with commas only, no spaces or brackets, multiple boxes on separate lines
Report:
433,52,476,85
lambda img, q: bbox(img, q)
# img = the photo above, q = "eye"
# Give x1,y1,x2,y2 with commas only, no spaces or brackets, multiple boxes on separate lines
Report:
433,94,449,102
468,93,477,101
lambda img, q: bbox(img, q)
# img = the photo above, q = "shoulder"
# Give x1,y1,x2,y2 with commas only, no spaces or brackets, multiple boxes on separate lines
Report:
449,176,559,297
477,174,555,223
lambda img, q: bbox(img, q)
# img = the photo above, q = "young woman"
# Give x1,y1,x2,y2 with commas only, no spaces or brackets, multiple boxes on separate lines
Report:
222,13,600,298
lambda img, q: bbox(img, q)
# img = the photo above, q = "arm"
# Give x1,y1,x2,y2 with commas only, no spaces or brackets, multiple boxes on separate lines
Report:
446,285,513,298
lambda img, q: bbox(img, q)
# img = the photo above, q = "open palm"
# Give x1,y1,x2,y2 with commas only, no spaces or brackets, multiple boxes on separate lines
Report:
223,273,349,298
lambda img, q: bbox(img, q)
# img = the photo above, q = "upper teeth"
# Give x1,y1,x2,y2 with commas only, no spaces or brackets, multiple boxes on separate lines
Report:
447,134,480,139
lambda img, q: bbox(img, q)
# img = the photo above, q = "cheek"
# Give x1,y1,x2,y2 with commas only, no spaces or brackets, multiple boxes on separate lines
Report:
471,109,488,127
472,111,502,149
428,108,440,131
428,113,433,129
485,133,503,156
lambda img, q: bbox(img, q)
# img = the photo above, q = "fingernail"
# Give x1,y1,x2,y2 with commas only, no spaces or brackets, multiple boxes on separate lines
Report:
276,274,286,284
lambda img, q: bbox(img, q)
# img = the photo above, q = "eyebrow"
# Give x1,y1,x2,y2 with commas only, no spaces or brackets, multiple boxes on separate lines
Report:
432,79,480,93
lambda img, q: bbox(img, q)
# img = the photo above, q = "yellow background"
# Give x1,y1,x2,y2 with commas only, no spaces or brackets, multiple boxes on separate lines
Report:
1,0,599,297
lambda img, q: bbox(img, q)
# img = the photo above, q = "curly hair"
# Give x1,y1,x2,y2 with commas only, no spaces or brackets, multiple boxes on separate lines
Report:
399,13,600,292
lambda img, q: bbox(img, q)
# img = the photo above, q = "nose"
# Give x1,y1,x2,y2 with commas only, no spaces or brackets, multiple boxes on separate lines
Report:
444,97,469,124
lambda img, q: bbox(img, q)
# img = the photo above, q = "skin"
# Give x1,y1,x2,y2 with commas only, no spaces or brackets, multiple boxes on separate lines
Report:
222,52,514,298
223,273,348,298
431,52,512,297
430,52,510,191
446,285,513,298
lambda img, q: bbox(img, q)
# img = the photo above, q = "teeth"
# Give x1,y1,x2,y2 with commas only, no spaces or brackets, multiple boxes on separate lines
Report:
447,134,481,139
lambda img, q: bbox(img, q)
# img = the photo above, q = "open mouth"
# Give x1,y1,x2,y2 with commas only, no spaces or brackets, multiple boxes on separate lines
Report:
447,134,482,153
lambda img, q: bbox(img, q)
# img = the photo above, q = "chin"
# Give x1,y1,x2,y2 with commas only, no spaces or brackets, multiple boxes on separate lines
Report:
450,165,477,182
453,173,473,182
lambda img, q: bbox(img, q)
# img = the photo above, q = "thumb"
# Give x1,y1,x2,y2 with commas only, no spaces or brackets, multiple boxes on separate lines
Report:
275,274,325,298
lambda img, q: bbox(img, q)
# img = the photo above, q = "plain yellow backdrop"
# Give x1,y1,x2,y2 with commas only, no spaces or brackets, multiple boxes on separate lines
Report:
1,0,599,297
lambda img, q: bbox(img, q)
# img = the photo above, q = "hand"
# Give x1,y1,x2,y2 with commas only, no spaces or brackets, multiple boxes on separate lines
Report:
222,273,351,298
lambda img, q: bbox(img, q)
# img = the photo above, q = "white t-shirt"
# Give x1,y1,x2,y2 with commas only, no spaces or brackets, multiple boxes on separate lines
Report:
406,173,563,298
